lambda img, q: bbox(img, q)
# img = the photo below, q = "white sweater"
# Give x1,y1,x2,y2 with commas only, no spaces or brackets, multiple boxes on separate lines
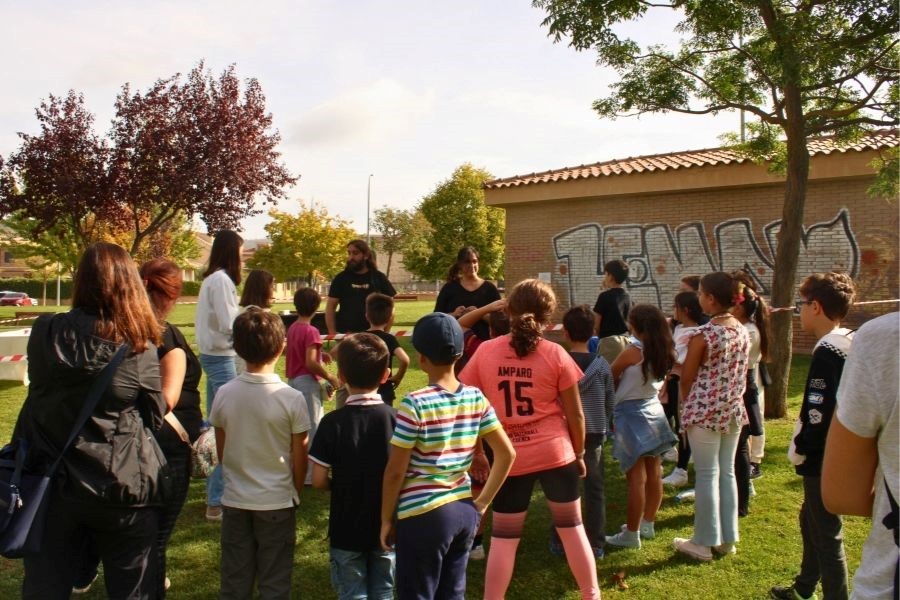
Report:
196,269,239,356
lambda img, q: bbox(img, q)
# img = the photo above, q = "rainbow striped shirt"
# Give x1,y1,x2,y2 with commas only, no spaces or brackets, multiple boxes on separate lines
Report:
391,384,501,520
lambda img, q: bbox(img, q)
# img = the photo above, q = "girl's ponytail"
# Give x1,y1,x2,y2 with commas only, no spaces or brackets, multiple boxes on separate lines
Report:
506,278,557,358
509,312,542,358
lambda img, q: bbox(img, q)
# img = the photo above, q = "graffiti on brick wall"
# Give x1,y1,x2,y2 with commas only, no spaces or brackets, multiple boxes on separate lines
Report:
553,208,859,308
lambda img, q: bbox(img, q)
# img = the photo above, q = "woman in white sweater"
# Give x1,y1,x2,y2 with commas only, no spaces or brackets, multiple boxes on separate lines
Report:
196,230,243,521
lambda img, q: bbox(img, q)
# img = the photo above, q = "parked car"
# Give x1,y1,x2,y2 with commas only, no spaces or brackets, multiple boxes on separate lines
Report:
0,292,38,306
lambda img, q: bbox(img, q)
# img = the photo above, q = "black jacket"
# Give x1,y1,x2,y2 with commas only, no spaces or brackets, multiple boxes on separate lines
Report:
13,310,165,506
794,330,852,477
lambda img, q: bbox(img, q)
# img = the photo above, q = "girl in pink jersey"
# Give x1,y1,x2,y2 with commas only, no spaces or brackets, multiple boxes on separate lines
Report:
460,279,600,600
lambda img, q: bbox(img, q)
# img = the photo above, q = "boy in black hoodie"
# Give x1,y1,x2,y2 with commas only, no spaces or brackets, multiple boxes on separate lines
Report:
771,272,856,600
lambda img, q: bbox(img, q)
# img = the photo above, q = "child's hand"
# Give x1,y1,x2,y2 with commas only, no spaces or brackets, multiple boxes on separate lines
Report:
575,456,587,479
486,299,507,312
379,521,395,552
469,453,490,483
322,353,332,365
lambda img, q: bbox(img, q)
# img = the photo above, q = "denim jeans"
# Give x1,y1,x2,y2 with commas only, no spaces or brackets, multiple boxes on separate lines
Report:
289,374,324,443
329,547,396,600
199,353,236,507
687,423,740,547
794,476,849,600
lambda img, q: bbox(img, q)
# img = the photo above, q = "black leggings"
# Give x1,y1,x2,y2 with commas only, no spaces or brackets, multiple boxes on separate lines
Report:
663,375,691,469
493,461,581,513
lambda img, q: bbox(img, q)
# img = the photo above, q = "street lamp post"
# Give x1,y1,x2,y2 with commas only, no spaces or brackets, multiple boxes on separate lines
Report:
366,174,373,244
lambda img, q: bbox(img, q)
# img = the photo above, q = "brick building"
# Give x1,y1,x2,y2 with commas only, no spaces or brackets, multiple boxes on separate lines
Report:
484,130,898,351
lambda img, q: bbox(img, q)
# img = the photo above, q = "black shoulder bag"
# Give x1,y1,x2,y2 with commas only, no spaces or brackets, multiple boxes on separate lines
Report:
0,343,129,558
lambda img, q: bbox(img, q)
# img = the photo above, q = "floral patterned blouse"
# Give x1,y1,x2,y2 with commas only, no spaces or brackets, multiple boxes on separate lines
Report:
681,321,750,433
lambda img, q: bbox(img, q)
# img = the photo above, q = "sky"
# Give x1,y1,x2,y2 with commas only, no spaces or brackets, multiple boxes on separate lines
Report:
2,0,741,239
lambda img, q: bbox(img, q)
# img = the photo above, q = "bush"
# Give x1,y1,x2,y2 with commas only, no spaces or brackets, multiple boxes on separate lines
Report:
181,280,201,296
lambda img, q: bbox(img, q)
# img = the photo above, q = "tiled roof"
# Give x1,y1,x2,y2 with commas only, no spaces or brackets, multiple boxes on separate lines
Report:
484,129,898,189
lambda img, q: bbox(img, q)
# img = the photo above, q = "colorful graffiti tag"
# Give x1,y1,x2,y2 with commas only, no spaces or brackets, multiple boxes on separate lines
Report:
553,209,860,308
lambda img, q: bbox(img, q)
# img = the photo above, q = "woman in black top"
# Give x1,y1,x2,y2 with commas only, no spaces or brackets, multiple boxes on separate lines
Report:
140,259,203,597
434,247,501,341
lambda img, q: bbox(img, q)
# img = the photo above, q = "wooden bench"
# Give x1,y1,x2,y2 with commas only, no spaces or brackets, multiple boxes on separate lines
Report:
394,294,419,301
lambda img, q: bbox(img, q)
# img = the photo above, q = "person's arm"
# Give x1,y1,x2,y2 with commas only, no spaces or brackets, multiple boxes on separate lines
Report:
822,416,878,516
559,383,587,477
795,350,842,456
473,427,516,514
291,432,309,494
305,344,339,388
325,297,339,336
380,445,414,551
679,333,707,403
610,345,642,386
215,427,226,465
593,312,602,337
458,299,506,331
311,463,330,490
211,275,239,336
159,348,186,413
390,347,410,388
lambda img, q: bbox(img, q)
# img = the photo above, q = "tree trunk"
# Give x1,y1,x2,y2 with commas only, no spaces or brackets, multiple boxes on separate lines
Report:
386,251,393,278
766,86,809,418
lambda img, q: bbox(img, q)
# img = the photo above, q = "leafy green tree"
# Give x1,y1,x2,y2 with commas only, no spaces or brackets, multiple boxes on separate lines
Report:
404,164,505,281
372,206,415,278
534,0,898,416
248,206,357,285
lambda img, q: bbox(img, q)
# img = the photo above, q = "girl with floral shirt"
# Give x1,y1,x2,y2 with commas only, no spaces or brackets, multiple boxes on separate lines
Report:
673,272,750,562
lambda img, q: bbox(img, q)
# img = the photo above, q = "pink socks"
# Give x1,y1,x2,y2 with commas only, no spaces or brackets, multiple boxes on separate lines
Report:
549,500,601,600
483,511,526,600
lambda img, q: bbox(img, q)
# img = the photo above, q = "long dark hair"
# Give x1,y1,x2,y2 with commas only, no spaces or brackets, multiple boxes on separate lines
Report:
446,246,478,283
700,271,740,310
674,291,704,324
348,239,377,271
506,279,556,358
628,304,675,383
72,242,161,351
203,230,243,285
240,269,275,309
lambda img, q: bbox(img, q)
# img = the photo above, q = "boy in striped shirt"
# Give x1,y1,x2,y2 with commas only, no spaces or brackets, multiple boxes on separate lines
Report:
380,312,516,599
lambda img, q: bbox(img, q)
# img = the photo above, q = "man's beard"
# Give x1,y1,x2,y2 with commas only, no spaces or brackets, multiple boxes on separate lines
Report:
348,259,366,273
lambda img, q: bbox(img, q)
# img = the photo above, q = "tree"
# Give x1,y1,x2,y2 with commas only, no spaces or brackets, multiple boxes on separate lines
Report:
1,62,297,259
372,206,416,277
534,0,898,417
248,206,357,285
403,164,505,281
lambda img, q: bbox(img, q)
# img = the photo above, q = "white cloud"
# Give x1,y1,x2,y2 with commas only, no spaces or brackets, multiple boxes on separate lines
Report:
290,78,436,147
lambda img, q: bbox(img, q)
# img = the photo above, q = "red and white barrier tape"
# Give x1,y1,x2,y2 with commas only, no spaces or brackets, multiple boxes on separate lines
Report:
0,355,26,363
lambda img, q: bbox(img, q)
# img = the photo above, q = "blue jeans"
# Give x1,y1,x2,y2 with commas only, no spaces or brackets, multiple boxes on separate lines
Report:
199,353,236,508
687,423,741,547
329,547,395,600
289,375,324,443
395,500,478,600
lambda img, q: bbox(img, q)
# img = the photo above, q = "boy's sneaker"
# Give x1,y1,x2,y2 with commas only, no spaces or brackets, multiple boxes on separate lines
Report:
750,463,763,479
639,519,655,539
72,573,99,594
206,505,223,521
712,542,736,556
662,447,679,463
592,546,605,559
606,527,641,549
673,537,712,561
469,544,486,560
662,467,689,487
548,538,566,557
750,481,757,497
770,585,817,600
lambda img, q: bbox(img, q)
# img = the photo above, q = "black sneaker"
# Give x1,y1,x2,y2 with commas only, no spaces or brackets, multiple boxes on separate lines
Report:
750,463,763,479
769,584,817,600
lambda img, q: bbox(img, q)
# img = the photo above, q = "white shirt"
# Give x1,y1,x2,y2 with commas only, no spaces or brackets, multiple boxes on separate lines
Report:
209,372,311,510
196,269,240,356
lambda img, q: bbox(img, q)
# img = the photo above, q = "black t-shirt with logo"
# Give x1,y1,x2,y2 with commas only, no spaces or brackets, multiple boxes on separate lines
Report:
328,269,396,333
592,287,632,338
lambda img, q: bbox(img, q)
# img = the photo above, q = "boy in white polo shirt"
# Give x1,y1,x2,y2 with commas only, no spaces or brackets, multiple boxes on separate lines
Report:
210,308,311,599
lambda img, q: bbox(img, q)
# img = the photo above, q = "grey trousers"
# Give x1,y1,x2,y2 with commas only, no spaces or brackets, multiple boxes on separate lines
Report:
220,506,296,600
795,476,849,600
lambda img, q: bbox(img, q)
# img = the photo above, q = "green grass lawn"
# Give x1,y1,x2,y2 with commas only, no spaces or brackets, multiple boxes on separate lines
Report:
0,301,871,599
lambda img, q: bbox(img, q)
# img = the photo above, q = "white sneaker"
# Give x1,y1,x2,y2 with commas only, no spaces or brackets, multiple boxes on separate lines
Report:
606,527,641,549
712,542,736,556
662,447,679,463
72,573,98,595
673,537,712,561
469,544,486,560
750,481,757,497
662,467,689,487
639,519,655,540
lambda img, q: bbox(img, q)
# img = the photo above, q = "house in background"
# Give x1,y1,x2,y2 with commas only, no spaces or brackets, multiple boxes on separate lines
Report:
484,129,898,352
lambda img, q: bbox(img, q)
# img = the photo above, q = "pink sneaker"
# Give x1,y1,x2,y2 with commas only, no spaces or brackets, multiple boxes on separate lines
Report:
673,537,712,561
